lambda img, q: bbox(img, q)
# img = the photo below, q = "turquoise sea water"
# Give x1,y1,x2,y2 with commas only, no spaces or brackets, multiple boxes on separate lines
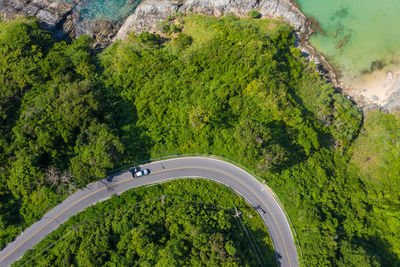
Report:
77,0,142,21
57,0,142,21
296,0,400,81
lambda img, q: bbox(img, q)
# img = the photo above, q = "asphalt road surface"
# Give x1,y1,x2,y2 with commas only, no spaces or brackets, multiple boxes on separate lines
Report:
0,157,299,267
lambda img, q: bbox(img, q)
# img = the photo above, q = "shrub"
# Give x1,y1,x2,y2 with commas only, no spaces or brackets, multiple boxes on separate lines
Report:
137,31,161,47
248,9,261,19
156,21,170,33
173,33,193,50
170,23,181,34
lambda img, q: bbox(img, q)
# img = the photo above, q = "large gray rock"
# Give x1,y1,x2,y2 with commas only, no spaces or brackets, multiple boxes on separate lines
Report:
0,0,74,30
383,80,400,112
78,19,121,49
116,0,307,40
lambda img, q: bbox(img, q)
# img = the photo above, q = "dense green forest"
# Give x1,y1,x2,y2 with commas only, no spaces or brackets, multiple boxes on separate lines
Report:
0,13,399,266
0,18,124,248
14,179,276,266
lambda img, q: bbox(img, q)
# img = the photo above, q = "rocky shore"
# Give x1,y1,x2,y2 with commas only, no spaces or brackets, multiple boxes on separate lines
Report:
0,0,337,79
0,0,121,48
342,68,400,113
0,1,313,47
114,0,338,87
6,0,393,112
0,0,73,31
115,0,307,37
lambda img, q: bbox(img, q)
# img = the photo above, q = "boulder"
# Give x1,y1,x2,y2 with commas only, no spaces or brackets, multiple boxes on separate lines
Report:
0,0,74,30
383,81,400,112
79,19,121,49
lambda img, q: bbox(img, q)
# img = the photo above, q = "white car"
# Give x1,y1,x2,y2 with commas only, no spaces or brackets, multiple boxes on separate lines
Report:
135,169,150,177
129,167,140,173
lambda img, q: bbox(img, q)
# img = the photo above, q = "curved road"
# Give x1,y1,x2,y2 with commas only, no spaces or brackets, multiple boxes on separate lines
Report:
0,157,299,267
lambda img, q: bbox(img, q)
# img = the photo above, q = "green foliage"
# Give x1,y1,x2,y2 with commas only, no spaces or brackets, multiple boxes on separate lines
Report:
169,23,182,33
348,111,400,264
0,18,52,172
14,180,276,266
70,123,124,186
156,15,184,36
156,20,170,34
0,14,398,267
0,19,123,248
248,9,261,19
137,31,161,47
98,15,392,266
173,33,193,50
329,95,362,148
156,20,182,35
100,15,348,171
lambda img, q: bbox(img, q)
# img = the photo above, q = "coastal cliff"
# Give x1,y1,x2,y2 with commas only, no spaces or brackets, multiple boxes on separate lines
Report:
116,0,307,38
0,0,121,48
0,0,73,32
0,0,338,88
1,0,309,47
114,0,338,87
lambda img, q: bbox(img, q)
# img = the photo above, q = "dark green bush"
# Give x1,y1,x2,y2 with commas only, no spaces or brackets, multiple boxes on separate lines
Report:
248,9,261,19
173,33,193,50
137,31,161,47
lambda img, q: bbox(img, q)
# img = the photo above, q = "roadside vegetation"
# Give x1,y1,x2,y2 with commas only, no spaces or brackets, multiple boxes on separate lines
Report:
0,13,398,266
13,179,276,266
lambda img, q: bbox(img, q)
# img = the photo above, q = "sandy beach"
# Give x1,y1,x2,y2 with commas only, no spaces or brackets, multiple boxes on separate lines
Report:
343,64,400,111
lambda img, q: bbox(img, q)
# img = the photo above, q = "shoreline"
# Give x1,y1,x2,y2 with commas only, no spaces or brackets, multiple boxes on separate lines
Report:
295,21,341,89
113,0,341,90
343,66,400,112
116,0,400,113
0,0,345,92
284,0,340,88
3,0,397,112
291,1,400,113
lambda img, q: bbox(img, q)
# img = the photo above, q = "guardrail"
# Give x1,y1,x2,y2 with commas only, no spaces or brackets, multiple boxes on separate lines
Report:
108,153,303,260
